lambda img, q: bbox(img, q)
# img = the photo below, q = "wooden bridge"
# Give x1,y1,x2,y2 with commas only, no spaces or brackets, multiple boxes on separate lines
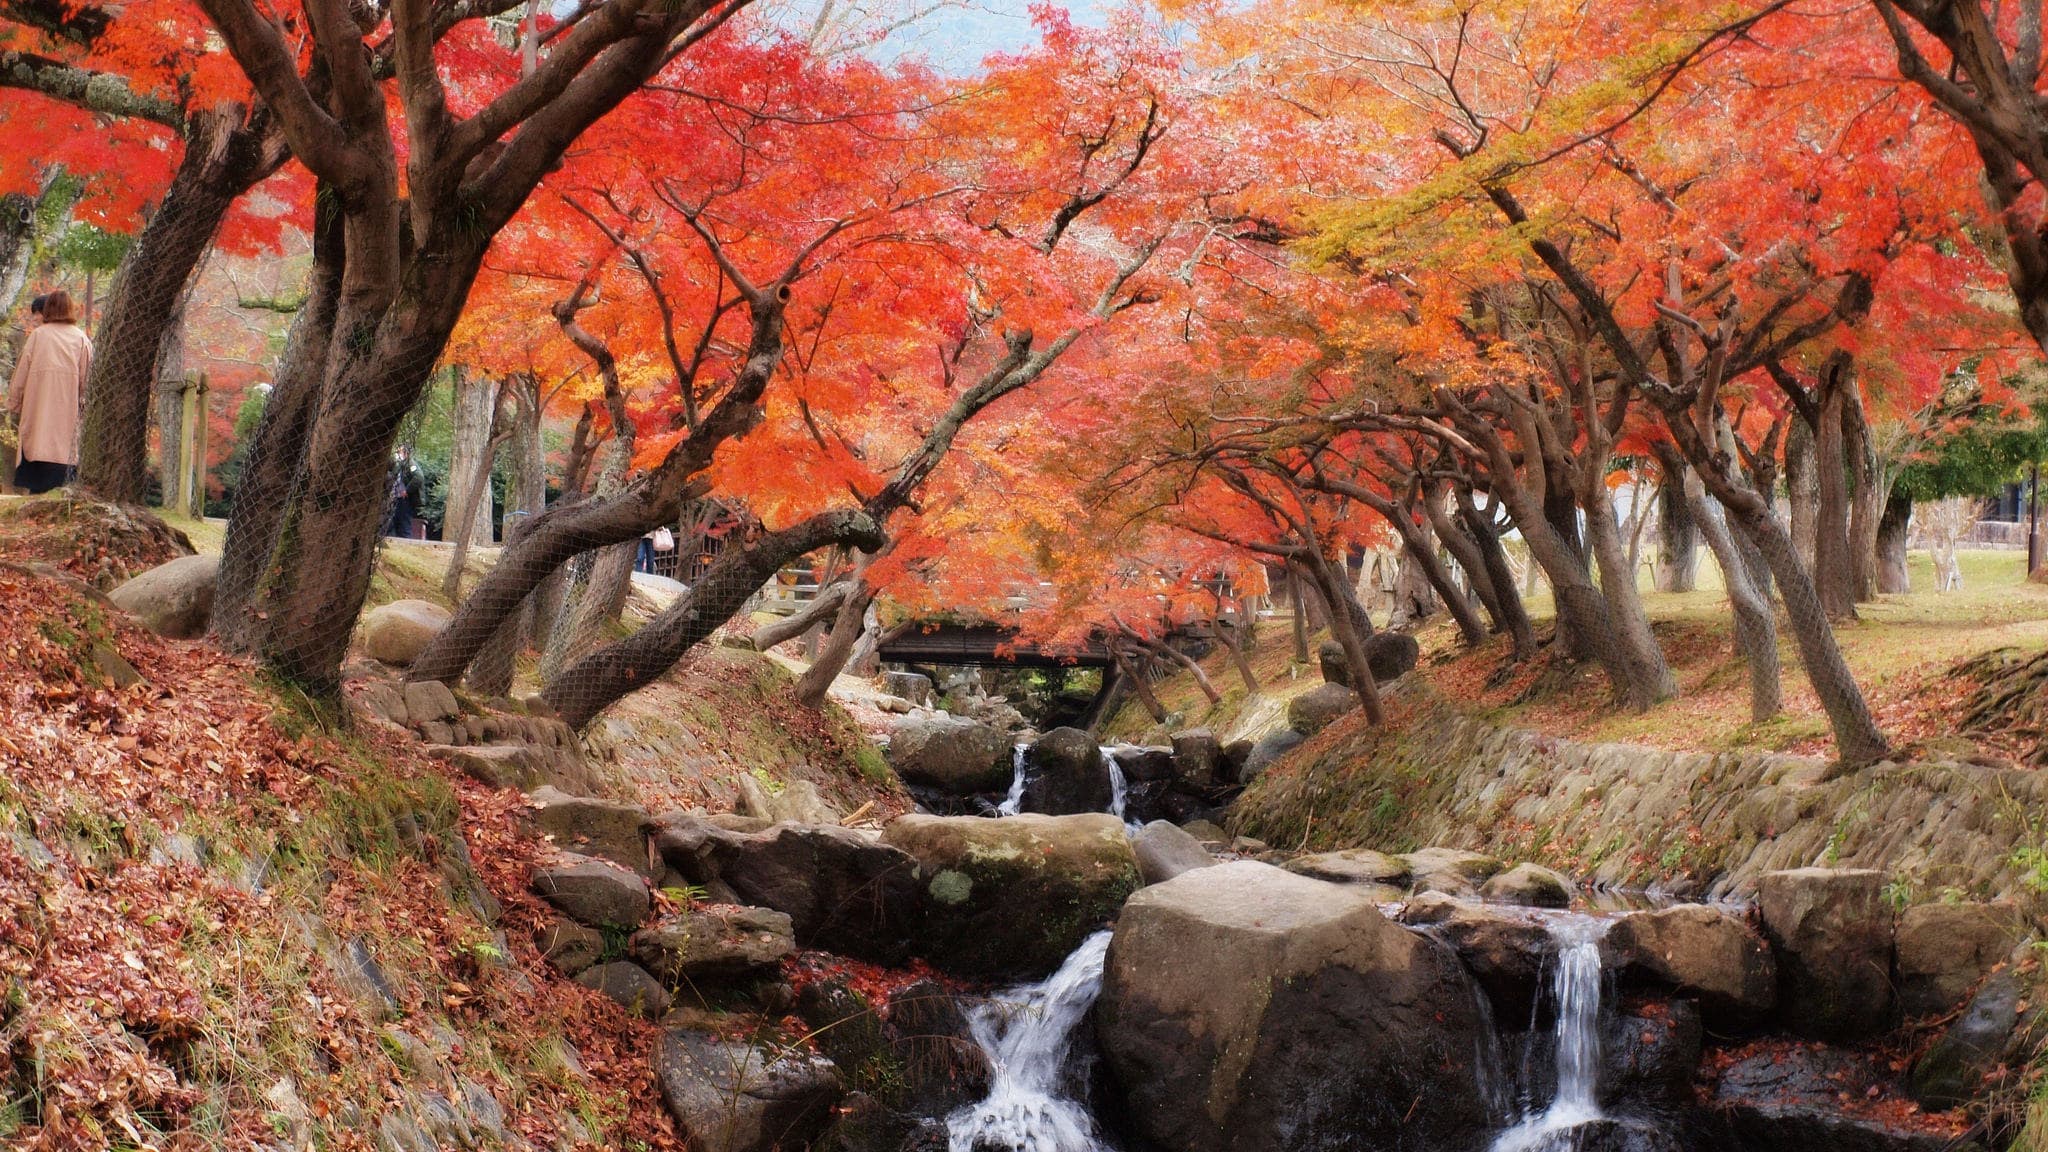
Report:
875,621,1114,668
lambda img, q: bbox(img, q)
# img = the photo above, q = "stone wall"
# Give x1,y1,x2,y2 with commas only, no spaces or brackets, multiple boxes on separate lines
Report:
1233,681,2048,903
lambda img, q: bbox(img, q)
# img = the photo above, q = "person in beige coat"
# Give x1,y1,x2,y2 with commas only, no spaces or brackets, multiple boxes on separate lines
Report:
8,290,91,494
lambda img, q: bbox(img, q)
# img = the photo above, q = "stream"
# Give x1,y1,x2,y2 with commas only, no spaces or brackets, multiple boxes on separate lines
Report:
945,931,1115,1152
1491,915,1611,1152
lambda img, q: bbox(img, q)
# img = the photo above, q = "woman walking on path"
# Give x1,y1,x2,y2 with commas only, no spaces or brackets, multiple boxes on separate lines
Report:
8,291,91,495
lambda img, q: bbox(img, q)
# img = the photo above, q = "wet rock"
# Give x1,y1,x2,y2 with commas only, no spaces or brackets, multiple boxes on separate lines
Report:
1020,727,1111,816
1096,861,1492,1152
1600,998,1704,1106
887,713,1013,795
1909,970,2024,1110
648,815,921,963
1398,892,1554,1022
655,1027,841,1152
1482,862,1575,908
1132,820,1216,886
363,600,451,667
884,979,991,1115
1179,819,1229,847
1605,904,1776,1028
108,553,218,638
1283,848,1411,887
1539,1117,1691,1152
536,917,604,976
1895,902,2024,1018
526,787,653,877
1401,847,1504,896
881,813,1139,978
1240,728,1304,781
1170,728,1224,788
1713,1045,1963,1152
1756,868,1893,1040
530,853,651,929
629,905,796,983
1111,745,1176,782
577,961,670,1016
1286,682,1357,736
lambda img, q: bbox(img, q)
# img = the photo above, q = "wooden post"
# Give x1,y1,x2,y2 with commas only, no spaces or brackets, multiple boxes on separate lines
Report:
181,372,208,518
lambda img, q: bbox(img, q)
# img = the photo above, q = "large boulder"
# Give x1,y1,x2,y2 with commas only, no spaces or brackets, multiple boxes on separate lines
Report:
1481,862,1574,908
1283,848,1411,888
1398,892,1555,1022
1400,847,1503,897
1240,728,1305,781
530,853,650,929
881,670,934,707
1605,904,1776,1029
1170,728,1225,789
628,905,796,983
648,815,922,963
1712,1046,1964,1152
1019,727,1111,815
1287,682,1357,736
1601,999,1704,1107
525,787,653,877
1756,868,1893,1040
1909,966,2030,1111
886,713,1013,795
1095,862,1493,1152
655,1028,841,1152
880,813,1139,978
107,553,219,638
1895,902,2024,1019
1132,820,1216,886
361,599,451,667
1318,634,1420,687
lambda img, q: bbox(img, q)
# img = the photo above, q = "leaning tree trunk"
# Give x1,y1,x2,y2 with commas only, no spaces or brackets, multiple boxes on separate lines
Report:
1684,467,1781,721
794,551,876,709
1653,465,1700,592
211,193,343,653
1662,410,1889,767
753,582,851,652
1449,487,1537,660
79,116,254,504
1876,493,1912,595
1110,645,1169,726
1786,414,1820,573
1813,386,1860,621
1584,480,1678,705
544,510,883,729
1295,553,1386,725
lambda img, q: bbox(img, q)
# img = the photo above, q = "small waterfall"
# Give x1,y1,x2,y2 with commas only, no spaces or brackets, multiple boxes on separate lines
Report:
947,932,1114,1152
997,744,1028,816
1106,755,1130,825
1490,916,1610,1152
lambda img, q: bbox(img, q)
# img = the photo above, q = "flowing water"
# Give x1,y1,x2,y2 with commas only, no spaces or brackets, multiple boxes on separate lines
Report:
947,931,1115,1152
996,744,1028,816
1489,915,1611,1152
1104,754,1138,832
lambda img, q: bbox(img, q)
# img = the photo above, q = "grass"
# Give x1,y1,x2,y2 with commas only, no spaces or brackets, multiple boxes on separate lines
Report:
1107,547,2048,760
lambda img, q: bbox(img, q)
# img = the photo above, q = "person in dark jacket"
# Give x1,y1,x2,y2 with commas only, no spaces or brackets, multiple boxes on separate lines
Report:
384,446,425,538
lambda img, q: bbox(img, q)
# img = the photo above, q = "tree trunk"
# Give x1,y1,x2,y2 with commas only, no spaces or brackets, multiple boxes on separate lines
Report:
1295,553,1385,725
1653,465,1699,591
1449,487,1537,660
1289,569,1311,663
1218,615,1261,694
1664,443,1781,723
1786,413,1819,573
752,581,851,651
1661,409,1889,767
1111,644,1169,725
153,291,190,505
543,510,882,729
1387,547,1441,630
795,551,875,709
210,193,343,653
446,366,499,549
1584,479,1678,704
1843,386,1882,603
79,115,262,503
1877,493,1911,595
1125,627,1222,705
467,505,537,698
1813,378,1860,621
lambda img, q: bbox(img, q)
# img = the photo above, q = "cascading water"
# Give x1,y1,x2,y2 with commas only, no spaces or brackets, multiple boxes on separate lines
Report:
1106,755,1134,830
947,931,1115,1152
997,744,1028,816
1490,916,1611,1152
